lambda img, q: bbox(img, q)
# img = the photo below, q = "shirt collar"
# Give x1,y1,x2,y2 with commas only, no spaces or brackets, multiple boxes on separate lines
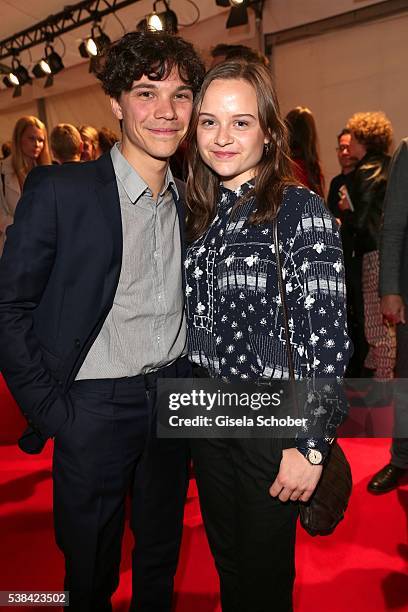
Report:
110,142,178,204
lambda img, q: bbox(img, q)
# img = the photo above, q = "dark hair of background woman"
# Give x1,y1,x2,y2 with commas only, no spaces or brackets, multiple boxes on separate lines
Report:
285,106,325,197
186,61,295,242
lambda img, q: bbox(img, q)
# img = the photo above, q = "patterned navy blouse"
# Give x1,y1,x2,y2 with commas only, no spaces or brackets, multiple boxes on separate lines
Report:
184,182,352,451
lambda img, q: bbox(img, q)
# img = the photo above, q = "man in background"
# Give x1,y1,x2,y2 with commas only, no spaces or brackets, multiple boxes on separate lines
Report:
210,43,269,67
50,123,83,164
327,128,357,218
368,137,408,493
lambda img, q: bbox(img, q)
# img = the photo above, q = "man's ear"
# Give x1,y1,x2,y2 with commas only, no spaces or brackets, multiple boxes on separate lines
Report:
110,97,123,121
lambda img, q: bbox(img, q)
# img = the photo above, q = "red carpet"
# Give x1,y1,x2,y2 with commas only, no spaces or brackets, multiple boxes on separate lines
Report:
1,378,407,611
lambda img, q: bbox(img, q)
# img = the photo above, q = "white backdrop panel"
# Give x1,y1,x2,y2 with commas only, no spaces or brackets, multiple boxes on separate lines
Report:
45,84,119,134
273,12,408,188
0,101,39,144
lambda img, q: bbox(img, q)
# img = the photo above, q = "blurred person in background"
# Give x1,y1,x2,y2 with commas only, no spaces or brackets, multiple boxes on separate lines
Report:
0,116,50,255
79,125,101,161
340,111,394,379
210,43,269,68
327,128,357,218
98,126,119,154
50,123,83,165
1,141,11,159
327,128,359,376
368,137,408,493
285,106,325,197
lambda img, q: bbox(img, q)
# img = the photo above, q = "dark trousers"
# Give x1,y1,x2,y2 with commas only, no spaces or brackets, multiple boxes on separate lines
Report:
345,255,368,377
391,323,408,469
52,357,191,611
191,438,298,612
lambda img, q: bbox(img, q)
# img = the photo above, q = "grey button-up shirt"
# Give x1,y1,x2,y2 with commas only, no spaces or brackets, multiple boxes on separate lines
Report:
76,143,186,379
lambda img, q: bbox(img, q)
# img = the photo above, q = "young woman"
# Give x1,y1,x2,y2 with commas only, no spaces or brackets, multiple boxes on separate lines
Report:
185,62,351,612
285,105,325,197
0,115,50,254
343,111,395,380
79,125,101,161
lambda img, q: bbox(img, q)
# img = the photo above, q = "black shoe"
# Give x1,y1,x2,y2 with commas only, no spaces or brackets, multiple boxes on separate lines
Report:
367,464,407,494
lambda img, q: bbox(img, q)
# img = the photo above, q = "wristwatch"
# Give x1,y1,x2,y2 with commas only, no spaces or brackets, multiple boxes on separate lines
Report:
304,448,324,465
297,437,335,465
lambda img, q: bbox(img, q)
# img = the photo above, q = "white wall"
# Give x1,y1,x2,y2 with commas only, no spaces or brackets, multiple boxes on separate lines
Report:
263,0,387,31
0,100,38,144
270,10,408,185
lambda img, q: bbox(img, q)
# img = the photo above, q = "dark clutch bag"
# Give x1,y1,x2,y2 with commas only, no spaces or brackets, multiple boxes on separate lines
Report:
272,219,352,537
298,441,352,536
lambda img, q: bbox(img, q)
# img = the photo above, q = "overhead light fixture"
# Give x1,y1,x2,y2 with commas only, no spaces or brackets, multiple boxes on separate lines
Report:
32,44,64,79
79,24,111,58
215,0,263,29
32,58,52,78
3,72,19,88
138,0,178,34
226,4,248,27
2,57,31,97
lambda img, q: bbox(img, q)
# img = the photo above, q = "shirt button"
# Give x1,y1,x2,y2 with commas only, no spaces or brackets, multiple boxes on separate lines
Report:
153,252,158,259
157,336,160,342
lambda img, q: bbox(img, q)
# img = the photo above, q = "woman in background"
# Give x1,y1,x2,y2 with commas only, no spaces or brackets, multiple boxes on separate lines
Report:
342,111,394,379
285,105,325,197
0,115,50,254
98,126,118,154
79,125,101,161
185,61,351,612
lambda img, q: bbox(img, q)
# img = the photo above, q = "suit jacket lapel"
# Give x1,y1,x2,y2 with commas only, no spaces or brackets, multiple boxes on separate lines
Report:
173,178,187,292
94,153,123,306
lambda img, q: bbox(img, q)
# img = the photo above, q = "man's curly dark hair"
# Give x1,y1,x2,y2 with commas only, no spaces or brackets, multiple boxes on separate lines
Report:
96,31,205,100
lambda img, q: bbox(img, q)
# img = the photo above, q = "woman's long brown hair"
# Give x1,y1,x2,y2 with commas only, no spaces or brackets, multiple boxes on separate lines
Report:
285,106,324,197
185,61,295,242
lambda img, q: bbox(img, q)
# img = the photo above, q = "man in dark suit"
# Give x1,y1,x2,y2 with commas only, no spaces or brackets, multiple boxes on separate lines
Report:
368,137,408,492
0,31,204,611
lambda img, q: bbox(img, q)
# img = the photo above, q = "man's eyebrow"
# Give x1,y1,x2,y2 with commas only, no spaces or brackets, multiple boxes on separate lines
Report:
130,83,193,92
130,83,158,91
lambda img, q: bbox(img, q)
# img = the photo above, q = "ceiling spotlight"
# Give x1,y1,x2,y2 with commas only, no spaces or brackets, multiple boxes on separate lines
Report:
2,58,31,95
13,60,32,86
138,0,178,34
226,4,248,28
79,25,111,58
215,0,263,29
32,59,52,78
3,73,19,88
33,44,64,79
147,12,165,31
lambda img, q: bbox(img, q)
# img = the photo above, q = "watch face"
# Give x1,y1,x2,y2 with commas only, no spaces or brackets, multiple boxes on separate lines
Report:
308,449,323,465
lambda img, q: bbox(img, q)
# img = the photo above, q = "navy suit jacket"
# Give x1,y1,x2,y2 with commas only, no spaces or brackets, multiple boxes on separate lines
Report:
0,153,187,453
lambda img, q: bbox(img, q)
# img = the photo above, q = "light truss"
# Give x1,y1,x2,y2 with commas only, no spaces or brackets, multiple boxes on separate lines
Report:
0,0,142,61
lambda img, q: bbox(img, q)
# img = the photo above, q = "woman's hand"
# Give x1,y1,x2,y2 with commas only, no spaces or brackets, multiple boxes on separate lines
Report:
269,448,323,502
381,294,405,325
